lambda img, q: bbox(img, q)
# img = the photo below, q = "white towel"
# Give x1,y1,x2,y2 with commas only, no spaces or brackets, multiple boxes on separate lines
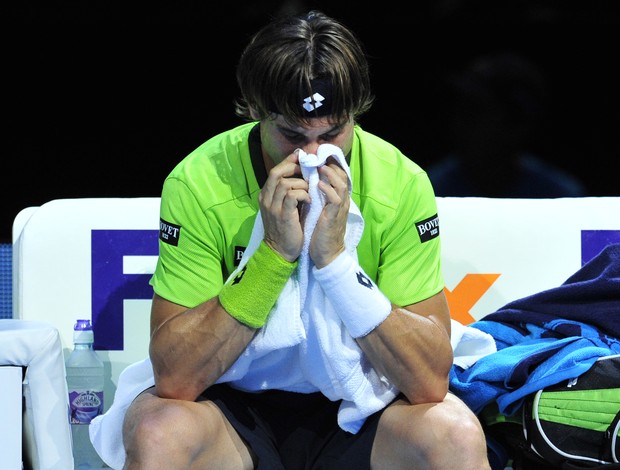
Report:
450,319,497,369
90,357,154,470
218,144,398,432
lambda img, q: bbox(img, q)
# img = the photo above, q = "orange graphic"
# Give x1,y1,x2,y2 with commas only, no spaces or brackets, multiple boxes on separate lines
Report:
444,274,501,325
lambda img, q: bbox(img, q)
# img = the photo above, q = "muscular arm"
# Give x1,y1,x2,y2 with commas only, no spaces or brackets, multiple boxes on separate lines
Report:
148,293,256,401
357,289,453,404
309,155,452,404
149,152,309,401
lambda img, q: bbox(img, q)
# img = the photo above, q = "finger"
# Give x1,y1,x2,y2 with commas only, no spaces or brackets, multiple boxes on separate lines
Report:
317,163,350,218
262,161,300,195
282,188,311,213
321,158,348,182
317,181,350,217
261,184,308,223
268,177,309,211
261,154,302,206
272,152,302,179
325,155,344,171
318,164,349,198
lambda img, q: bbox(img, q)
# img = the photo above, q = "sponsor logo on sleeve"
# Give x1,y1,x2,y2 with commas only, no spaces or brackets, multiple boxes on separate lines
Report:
159,218,181,246
415,214,439,242
234,246,246,266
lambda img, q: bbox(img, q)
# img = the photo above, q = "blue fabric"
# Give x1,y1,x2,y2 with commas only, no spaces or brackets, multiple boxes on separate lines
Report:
485,242,620,339
450,243,620,416
0,243,11,319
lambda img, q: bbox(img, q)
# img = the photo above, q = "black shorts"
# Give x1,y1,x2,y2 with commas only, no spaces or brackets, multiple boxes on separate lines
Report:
199,383,392,470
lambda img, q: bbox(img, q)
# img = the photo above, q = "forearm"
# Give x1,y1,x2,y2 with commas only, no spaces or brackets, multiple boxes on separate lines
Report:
313,251,453,403
150,296,256,401
150,241,297,400
357,305,453,404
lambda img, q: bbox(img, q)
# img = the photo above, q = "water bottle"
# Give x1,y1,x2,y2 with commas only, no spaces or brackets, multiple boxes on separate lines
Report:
66,319,106,469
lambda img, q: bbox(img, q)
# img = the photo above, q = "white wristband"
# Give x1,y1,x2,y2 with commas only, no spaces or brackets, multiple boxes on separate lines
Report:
313,252,392,338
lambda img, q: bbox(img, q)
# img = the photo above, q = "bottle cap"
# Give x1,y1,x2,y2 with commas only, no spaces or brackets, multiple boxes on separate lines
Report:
73,319,94,343
74,319,93,331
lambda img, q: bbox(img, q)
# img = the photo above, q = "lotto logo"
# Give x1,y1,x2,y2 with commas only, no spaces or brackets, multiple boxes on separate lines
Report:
303,92,325,112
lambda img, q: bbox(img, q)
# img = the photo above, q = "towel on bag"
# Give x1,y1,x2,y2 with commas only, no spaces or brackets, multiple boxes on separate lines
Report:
449,243,620,415
90,144,497,469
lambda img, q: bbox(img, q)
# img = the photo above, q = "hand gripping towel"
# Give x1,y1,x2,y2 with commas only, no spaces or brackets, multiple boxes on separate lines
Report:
218,144,399,433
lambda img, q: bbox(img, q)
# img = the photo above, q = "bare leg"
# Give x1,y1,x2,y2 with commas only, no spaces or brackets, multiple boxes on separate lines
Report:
122,388,255,470
371,393,490,470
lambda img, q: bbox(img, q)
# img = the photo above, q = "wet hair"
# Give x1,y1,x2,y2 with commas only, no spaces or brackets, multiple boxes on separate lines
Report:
234,10,374,125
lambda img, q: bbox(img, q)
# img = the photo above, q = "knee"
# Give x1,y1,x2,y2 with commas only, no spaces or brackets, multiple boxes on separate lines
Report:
124,403,173,451
123,399,218,460
427,403,490,469
124,401,180,457
442,407,486,451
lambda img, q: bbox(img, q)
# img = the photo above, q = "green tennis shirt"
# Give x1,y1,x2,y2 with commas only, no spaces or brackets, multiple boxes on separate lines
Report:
150,122,444,309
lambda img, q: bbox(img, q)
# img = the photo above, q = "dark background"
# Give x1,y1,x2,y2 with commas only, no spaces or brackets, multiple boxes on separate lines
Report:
3,1,620,242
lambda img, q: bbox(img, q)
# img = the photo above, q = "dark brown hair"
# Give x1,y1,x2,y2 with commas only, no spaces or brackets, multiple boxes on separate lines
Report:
234,10,374,125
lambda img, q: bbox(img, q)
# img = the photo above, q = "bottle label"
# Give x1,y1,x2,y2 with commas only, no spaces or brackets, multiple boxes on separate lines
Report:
69,390,104,424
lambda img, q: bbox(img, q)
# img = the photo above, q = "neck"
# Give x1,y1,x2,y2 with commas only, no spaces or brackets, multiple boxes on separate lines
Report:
262,150,275,174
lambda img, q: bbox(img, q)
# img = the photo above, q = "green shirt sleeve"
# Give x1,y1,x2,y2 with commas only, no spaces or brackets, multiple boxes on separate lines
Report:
150,177,225,308
376,170,444,307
